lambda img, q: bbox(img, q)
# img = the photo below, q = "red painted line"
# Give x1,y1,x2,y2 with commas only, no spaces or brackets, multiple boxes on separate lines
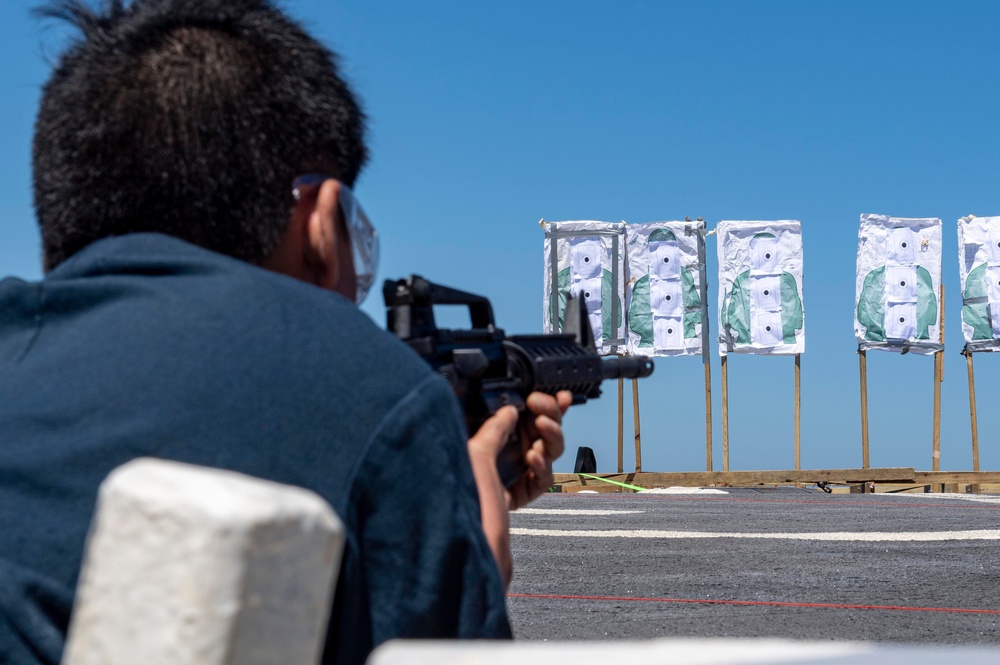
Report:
508,592,1000,615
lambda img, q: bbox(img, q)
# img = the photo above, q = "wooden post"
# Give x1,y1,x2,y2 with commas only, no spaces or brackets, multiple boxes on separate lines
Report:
859,349,870,469
617,375,624,473
697,219,712,473
965,349,980,473
721,355,730,472
932,285,944,472
704,361,713,472
794,354,801,471
632,379,642,472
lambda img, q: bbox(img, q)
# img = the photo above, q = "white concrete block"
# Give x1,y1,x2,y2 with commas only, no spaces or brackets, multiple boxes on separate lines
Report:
63,458,343,665
367,639,1000,665
368,639,867,665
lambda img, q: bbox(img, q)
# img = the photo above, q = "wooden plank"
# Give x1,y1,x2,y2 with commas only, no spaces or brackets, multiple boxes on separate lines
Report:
794,355,801,471
704,361,713,472
914,471,1000,484
721,355,730,472
932,351,942,471
632,378,642,472
699,218,712,474
965,350,980,473
859,350,869,469
617,375,624,473
932,285,944,472
553,467,917,488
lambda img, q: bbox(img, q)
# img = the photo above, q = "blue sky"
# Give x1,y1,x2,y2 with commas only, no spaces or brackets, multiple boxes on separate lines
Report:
3,1,1000,476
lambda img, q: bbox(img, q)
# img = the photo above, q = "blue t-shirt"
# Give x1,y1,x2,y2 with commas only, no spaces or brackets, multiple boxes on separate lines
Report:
0,233,511,665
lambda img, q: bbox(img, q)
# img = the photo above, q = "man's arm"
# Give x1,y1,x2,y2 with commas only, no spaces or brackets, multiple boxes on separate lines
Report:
467,391,571,587
343,374,513,655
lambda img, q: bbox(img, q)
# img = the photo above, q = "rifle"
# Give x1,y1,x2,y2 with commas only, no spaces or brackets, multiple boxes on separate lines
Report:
383,275,654,487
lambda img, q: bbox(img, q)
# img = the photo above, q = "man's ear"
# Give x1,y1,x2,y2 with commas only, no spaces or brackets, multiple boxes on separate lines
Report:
262,178,350,296
303,178,344,291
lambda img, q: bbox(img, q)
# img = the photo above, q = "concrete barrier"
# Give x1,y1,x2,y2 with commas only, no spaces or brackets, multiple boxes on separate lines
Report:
368,638,1000,664
63,458,343,665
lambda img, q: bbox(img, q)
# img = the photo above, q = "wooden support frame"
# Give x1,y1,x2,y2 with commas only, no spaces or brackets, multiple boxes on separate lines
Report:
632,378,642,472
964,348,981,473
554,467,919,491
794,355,801,471
617,375,624,473
721,355,730,472
554,469,1000,494
859,349,869,469
697,218,713,472
859,285,945,473
718,354,801,473
615,358,644,473
704,361,713,471
932,285,944,471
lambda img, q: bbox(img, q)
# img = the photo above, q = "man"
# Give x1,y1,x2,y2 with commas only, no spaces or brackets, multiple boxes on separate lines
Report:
0,1,569,663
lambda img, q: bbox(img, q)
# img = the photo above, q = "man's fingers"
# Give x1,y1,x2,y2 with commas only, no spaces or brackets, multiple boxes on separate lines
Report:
524,441,550,471
469,405,519,456
526,392,563,423
532,413,564,461
556,390,572,415
502,391,573,511
525,441,555,483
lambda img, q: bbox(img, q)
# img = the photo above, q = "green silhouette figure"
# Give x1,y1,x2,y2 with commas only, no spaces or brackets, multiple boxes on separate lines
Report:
856,266,937,341
962,263,994,340
550,264,622,344
627,229,701,349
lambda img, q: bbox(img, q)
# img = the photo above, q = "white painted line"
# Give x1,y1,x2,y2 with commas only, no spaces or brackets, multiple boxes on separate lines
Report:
514,509,645,516
511,528,1000,541
882,493,1000,505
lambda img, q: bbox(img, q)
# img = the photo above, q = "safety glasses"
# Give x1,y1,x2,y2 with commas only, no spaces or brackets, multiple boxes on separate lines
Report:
292,174,379,304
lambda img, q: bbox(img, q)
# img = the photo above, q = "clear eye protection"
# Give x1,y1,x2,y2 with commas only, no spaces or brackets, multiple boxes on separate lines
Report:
292,174,379,304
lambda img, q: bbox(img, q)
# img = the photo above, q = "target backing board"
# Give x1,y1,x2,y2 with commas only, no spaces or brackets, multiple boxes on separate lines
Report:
542,220,627,355
958,215,1000,351
625,220,707,357
717,220,805,356
855,214,942,355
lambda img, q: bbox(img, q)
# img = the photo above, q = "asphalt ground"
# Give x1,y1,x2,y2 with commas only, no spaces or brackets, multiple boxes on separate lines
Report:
506,488,1000,644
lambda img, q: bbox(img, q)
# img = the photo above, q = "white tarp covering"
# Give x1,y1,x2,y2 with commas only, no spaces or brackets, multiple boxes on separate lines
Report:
717,220,805,356
958,215,1000,351
855,214,942,355
542,220,627,355
625,221,707,357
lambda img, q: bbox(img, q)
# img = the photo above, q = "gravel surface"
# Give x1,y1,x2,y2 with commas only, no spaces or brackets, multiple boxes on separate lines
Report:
508,488,1000,644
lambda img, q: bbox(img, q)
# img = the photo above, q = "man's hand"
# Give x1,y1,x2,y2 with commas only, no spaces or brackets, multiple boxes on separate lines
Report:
507,390,571,511
467,390,571,587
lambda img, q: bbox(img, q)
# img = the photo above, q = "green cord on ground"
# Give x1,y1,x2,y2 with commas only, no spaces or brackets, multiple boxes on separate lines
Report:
576,473,645,492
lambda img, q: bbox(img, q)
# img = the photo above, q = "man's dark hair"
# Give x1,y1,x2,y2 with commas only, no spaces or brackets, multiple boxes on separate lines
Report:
32,0,367,270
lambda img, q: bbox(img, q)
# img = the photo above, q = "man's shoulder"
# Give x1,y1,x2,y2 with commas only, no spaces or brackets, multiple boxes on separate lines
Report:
34,232,438,396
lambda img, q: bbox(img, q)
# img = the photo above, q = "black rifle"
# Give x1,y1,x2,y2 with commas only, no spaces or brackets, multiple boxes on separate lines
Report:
383,275,654,487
